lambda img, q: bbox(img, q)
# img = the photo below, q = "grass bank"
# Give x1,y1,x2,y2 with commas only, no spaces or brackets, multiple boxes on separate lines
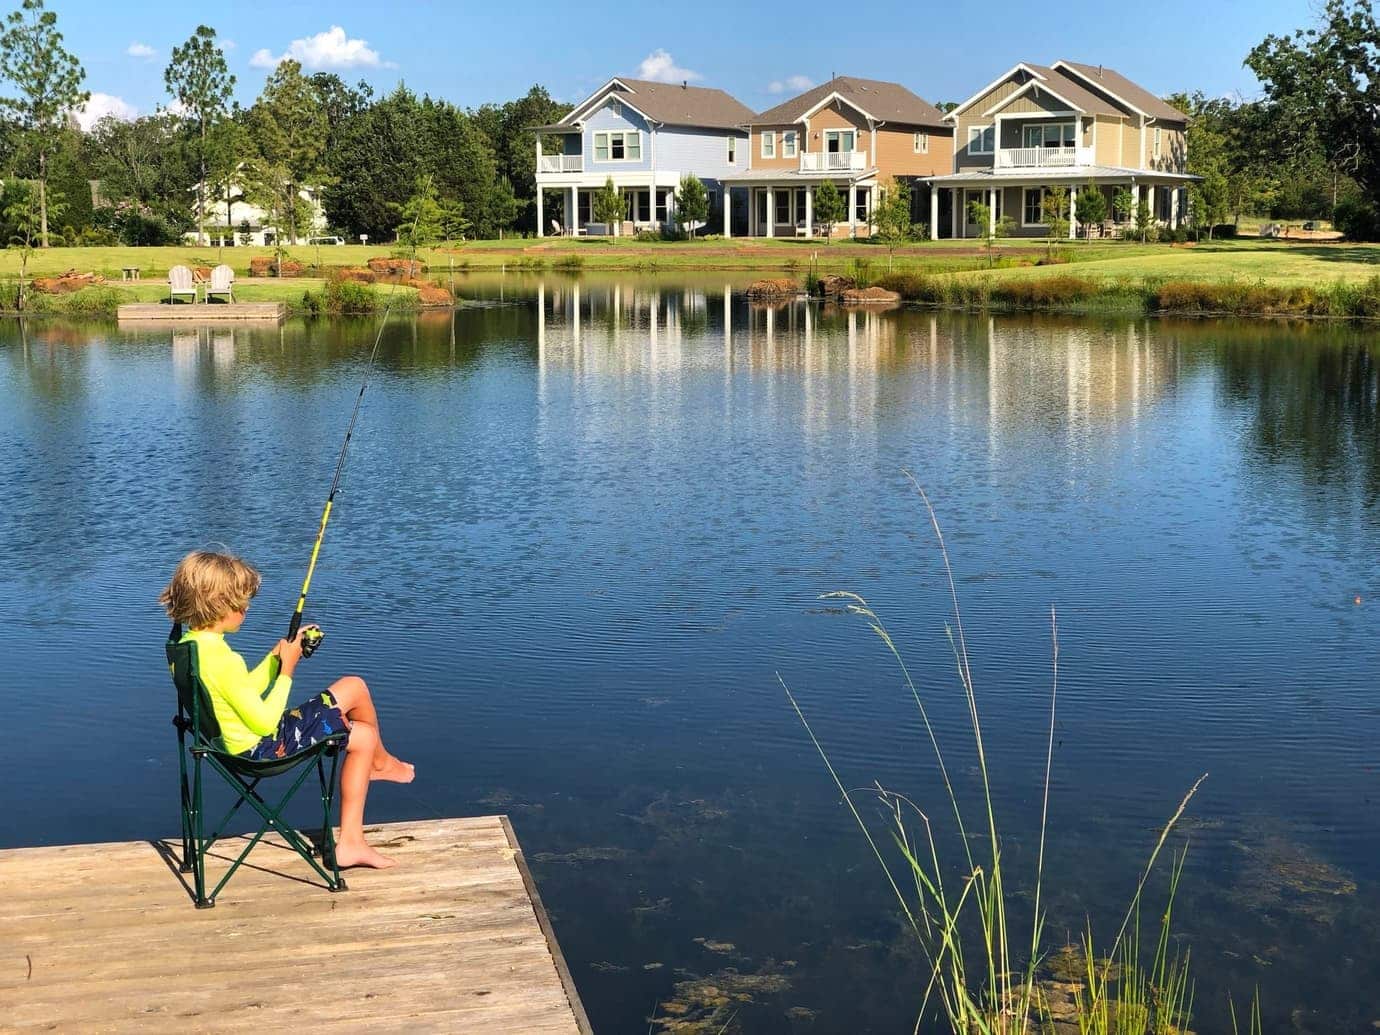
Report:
0,278,422,316
873,268,1380,319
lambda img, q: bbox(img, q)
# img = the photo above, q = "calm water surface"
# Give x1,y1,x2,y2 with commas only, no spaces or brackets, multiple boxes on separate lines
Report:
3,274,1379,1032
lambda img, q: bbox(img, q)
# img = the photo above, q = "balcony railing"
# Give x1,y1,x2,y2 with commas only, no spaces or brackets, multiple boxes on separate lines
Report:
799,151,867,173
996,146,1095,169
538,155,583,174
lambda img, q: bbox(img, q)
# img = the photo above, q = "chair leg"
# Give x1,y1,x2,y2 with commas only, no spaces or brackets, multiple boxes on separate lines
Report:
318,752,347,893
176,727,194,874
191,754,212,908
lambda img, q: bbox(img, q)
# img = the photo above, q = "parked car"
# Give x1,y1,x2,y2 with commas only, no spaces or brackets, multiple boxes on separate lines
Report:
1302,221,1317,231
308,235,345,246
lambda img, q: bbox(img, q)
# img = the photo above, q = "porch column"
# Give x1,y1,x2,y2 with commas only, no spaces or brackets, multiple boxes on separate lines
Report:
1069,185,1078,239
804,185,813,238
951,188,960,239
723,188,732,238
536,187,545,237
666,185,676,230
1130,183,1140,224
1145,185,1156,225
749,189,756,237
848,182,858,236
1170,187,1180,229
569,187,579,235
766,187,775,239
930,185,939,240
987,187,996,237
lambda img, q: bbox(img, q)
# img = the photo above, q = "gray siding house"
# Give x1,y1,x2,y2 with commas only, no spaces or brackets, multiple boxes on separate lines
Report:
533,77,753,236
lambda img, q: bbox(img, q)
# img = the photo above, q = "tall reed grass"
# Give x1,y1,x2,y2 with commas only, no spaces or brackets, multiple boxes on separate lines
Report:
784,476,1206,1033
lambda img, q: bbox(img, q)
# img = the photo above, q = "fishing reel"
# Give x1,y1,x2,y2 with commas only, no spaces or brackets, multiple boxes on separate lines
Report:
300,625,325,658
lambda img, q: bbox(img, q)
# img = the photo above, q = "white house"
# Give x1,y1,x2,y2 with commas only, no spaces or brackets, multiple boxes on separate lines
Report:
184,173,329,246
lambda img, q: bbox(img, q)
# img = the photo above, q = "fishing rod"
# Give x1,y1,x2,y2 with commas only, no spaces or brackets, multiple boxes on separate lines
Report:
287,182,432,658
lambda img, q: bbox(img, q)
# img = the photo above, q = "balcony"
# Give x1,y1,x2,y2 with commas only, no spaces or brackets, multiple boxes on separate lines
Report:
538,155,583,174
799,151,867,173
996,146,1095,169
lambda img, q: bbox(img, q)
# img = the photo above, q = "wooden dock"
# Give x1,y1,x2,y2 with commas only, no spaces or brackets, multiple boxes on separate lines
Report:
117,302,287,323
0,817,591,1033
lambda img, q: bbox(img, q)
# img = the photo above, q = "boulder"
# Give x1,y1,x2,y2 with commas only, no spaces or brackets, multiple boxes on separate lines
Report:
840,286,901,304
816,274,856,297
367,257,427,277
248,257,304,278
406,278,453,307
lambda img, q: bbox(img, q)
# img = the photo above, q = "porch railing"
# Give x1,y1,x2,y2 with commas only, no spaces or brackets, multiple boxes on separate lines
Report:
538,155,583,174
799,151,867,173
996,146,1094,169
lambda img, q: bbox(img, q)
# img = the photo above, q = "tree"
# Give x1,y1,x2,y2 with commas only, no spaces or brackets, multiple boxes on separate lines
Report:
592,176,622,235
472,85,572,232
1190,164,1229,239
1133,199,1154,243
393,176,449,246
1075,184,1107,239
0,0,87,247
248,59,328,243
164,25,234,246
1246,0,1380,202
967,199,1011,268
675,173,707,238
1043,186,1070,255
1112,188,1134,227
3,177,40,307
872,178,914,270
813,180,845,242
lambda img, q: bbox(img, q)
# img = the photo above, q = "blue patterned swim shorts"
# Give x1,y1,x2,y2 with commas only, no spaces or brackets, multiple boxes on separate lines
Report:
244,691,348,761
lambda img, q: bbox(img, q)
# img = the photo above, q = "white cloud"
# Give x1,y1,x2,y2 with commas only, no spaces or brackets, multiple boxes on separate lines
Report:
74,92,137,131
222,39,236,50
636,49,701,84
249,26,388,71
126,41,155,59
767,74,815,95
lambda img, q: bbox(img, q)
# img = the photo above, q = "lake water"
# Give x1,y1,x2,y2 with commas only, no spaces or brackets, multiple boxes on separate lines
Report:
3,274,1379,1032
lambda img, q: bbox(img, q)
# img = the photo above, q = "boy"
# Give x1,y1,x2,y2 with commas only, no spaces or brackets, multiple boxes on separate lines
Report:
160,550,413,869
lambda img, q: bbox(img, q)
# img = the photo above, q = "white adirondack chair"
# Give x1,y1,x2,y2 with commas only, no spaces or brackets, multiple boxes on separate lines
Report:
168,265,198,304
205,264,234,303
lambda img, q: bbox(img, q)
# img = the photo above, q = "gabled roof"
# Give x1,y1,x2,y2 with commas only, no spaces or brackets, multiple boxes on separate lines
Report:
562,77,754,131
1053,60,1188,123
948,61,1161,121
754,76,947,129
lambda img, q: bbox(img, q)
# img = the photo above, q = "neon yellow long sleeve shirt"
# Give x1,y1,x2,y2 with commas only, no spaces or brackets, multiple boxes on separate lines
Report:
181,629,293,755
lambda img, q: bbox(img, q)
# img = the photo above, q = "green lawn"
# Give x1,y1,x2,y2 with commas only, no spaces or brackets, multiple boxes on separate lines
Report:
3,237,1378,291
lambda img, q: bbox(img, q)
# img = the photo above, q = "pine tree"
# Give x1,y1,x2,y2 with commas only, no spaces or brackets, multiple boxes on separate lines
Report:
165,25,234,247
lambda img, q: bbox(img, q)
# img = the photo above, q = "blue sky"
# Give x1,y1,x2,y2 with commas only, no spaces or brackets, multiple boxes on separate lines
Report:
57,0,1312,129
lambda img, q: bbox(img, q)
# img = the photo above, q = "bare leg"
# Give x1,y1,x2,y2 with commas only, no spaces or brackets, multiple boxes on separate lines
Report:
332,722,395,869
327,675,414,783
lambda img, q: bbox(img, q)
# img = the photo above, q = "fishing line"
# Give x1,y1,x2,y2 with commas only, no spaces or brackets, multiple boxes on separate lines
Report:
287,176,435,656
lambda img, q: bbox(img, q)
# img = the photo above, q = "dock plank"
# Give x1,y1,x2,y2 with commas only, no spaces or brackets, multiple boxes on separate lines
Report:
116,302,287,323
0,817,592,1034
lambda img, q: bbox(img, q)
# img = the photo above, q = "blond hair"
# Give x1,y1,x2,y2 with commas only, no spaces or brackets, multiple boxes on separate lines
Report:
159,550,262,628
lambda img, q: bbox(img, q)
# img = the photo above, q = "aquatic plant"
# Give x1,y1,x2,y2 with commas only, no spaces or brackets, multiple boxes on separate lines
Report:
784,475,1206,1034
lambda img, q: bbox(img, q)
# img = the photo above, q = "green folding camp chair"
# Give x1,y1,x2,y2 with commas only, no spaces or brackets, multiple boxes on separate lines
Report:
166,625,348,908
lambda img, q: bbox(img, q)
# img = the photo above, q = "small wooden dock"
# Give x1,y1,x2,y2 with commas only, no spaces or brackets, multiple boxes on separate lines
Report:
0,817,591,1033
116,302,287,323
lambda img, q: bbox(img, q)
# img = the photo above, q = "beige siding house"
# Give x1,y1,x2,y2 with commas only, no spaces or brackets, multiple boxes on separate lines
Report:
928,60,1194,239
721,76,952,238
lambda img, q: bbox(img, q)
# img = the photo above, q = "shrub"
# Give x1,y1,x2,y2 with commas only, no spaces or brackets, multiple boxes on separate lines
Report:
552,254,584,271
848,257,875,288
325,276,378,314
634,227,665,242
300,290,324,317
1333,198,1380,241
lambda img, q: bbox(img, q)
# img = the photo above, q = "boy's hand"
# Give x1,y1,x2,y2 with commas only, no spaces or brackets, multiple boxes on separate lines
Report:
274,634,305,675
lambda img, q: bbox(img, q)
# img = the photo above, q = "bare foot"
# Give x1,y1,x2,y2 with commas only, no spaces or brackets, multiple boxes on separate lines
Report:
371,755,416,783
333,842,396,869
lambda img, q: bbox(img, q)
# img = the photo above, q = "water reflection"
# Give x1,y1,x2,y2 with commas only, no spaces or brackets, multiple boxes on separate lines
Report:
3,282,1380,1033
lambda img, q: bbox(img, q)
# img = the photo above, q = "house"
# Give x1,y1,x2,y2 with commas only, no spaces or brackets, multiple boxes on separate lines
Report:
532,77,754,236
184,172,329,247
926,61,1194,239
721,76,953,238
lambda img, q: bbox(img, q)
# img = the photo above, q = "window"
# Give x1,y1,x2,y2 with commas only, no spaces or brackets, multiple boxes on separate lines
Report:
1021,122,1076,148
775,189,791,226
594,130,641,162
727,136,737,164
1023,187,1045,225
625,189,651,222
1153,127,1162,159
968,125,994,154
914,131,928,154
762,131,776,158
578,191,591,224
855,187,869,223
656,188,672,223
783,130,798,158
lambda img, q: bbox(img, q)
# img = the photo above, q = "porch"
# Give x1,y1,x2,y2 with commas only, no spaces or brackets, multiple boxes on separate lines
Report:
925,172,1196,240
717,173,876,239
536,178,683,238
